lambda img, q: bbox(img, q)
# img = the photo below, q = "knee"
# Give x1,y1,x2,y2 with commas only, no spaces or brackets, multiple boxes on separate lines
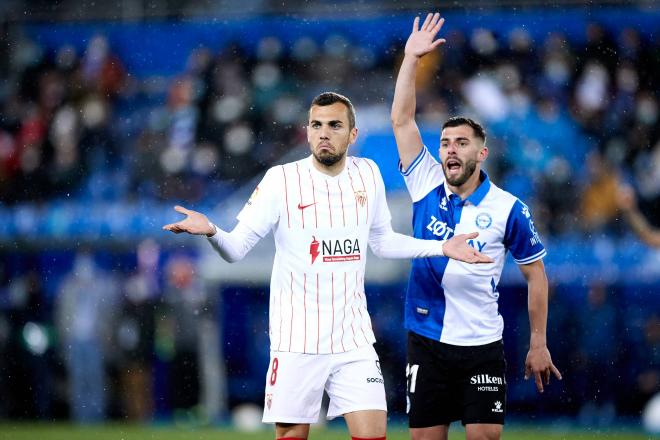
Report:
465,425,502,440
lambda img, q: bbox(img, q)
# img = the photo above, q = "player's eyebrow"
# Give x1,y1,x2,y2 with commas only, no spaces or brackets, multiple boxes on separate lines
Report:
440,136,470,142
310,119,344,125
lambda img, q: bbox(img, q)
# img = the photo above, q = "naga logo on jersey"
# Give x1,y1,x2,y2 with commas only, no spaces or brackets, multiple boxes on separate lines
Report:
355,190,368,207
310,236,321,264
309,236,361,264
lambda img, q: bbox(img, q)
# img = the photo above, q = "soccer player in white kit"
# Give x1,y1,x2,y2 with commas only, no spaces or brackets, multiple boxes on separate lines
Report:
163,92,492,440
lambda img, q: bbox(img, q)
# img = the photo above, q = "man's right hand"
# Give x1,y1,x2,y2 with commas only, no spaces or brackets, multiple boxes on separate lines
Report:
163,205,216,237
405,12,446,59
442,232,493,264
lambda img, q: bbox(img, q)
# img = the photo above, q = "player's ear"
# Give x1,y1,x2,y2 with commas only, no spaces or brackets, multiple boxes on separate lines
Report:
479,144,489,162
306,122,313,144
349,127,358,144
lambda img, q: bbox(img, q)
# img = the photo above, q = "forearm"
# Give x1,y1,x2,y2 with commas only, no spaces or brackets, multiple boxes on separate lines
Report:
623,209,660,247
527,275,549,349
369,224,444,259
391,55,420,126
206,222,261,263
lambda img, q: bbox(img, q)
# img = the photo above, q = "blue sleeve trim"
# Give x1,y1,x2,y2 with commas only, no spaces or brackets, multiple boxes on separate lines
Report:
514,249,547,264
399,147,427,177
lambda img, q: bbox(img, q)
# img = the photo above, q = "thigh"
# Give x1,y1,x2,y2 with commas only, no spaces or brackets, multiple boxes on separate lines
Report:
406,332,460,428
325,344,387,419
275,422,310,439
344,409,387,439
465,423,502,440
262,351,329,424
462,342,507,426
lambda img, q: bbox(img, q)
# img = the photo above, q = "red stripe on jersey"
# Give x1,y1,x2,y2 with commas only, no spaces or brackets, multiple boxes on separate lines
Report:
282,166,291,228
349,294,358,350
359,272,374,334
341,272,347,352
338,180,346,227
277,288,283,351
316,273,320,354
348,170,359,226
308,169,318,228
296,163,305,229
355,271,369,345
353,159,369,224
331,272,335,354
288,272,294,351
303,273,307,353
326,180,333,228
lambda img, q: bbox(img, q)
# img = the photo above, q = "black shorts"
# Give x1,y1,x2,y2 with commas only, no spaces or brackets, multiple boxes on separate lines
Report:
406,331,507,427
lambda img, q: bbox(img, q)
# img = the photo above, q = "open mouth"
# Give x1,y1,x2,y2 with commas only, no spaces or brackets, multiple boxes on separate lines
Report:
445,159,462,172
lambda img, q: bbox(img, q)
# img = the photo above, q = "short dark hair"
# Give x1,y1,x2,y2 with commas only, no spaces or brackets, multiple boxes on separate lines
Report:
310,92,356,129
442,116,486,143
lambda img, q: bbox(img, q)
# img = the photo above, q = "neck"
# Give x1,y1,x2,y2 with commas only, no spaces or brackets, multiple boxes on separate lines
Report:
448,168,482,199
312,155,346,177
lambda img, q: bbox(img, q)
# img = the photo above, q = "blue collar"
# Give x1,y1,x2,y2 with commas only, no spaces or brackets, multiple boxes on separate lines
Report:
466,170,491,206
445,170,491,207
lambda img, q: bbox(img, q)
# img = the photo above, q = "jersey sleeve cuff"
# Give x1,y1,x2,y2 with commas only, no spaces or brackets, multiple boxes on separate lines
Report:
514,249,547,265
399,146,427,177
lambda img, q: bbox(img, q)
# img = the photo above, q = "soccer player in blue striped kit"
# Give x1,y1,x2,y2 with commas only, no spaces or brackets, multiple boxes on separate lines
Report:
391,13,562,440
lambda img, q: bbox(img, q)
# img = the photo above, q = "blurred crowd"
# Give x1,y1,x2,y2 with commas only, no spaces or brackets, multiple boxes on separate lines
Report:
0,244,228,424
0,20,658,237
0,247,658,426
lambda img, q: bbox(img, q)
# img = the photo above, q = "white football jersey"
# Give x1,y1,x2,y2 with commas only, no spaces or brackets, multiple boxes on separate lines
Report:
237,155,391,354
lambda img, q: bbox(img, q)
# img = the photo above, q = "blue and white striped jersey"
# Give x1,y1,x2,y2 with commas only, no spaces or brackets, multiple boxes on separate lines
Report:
400,146,546,346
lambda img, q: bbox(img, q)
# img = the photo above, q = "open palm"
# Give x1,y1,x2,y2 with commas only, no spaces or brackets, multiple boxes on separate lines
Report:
162,205,215,236
405,12,446,58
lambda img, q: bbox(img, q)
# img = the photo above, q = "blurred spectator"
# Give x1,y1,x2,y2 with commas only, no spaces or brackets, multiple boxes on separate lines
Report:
0,266,55,419
55,251,119,423
579,152,619,232
575,283,618,427
629,315,660,414
114,239,160,421
158,255,223,423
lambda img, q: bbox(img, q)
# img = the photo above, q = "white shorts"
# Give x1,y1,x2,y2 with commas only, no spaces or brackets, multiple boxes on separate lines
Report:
262,344,387,424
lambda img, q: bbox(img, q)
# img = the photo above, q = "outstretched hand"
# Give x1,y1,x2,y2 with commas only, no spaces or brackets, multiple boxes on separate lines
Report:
525,346,562,393
443,232,493,264
162,205,216,237
405,12,446,59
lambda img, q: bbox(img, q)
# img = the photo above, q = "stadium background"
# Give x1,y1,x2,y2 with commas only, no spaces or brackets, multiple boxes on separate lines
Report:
0,0,659,438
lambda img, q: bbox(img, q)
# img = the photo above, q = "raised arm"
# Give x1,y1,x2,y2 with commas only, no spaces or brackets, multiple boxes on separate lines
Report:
391,12,446,170
519,259,562,393
617,186,660,247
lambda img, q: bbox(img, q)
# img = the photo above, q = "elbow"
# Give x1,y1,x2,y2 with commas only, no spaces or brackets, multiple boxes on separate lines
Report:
391,114,414,131
390,113,406,128
369,244,385,259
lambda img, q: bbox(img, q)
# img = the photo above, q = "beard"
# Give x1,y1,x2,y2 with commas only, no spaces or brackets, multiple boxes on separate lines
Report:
444,158,478,187
312,147,345,167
